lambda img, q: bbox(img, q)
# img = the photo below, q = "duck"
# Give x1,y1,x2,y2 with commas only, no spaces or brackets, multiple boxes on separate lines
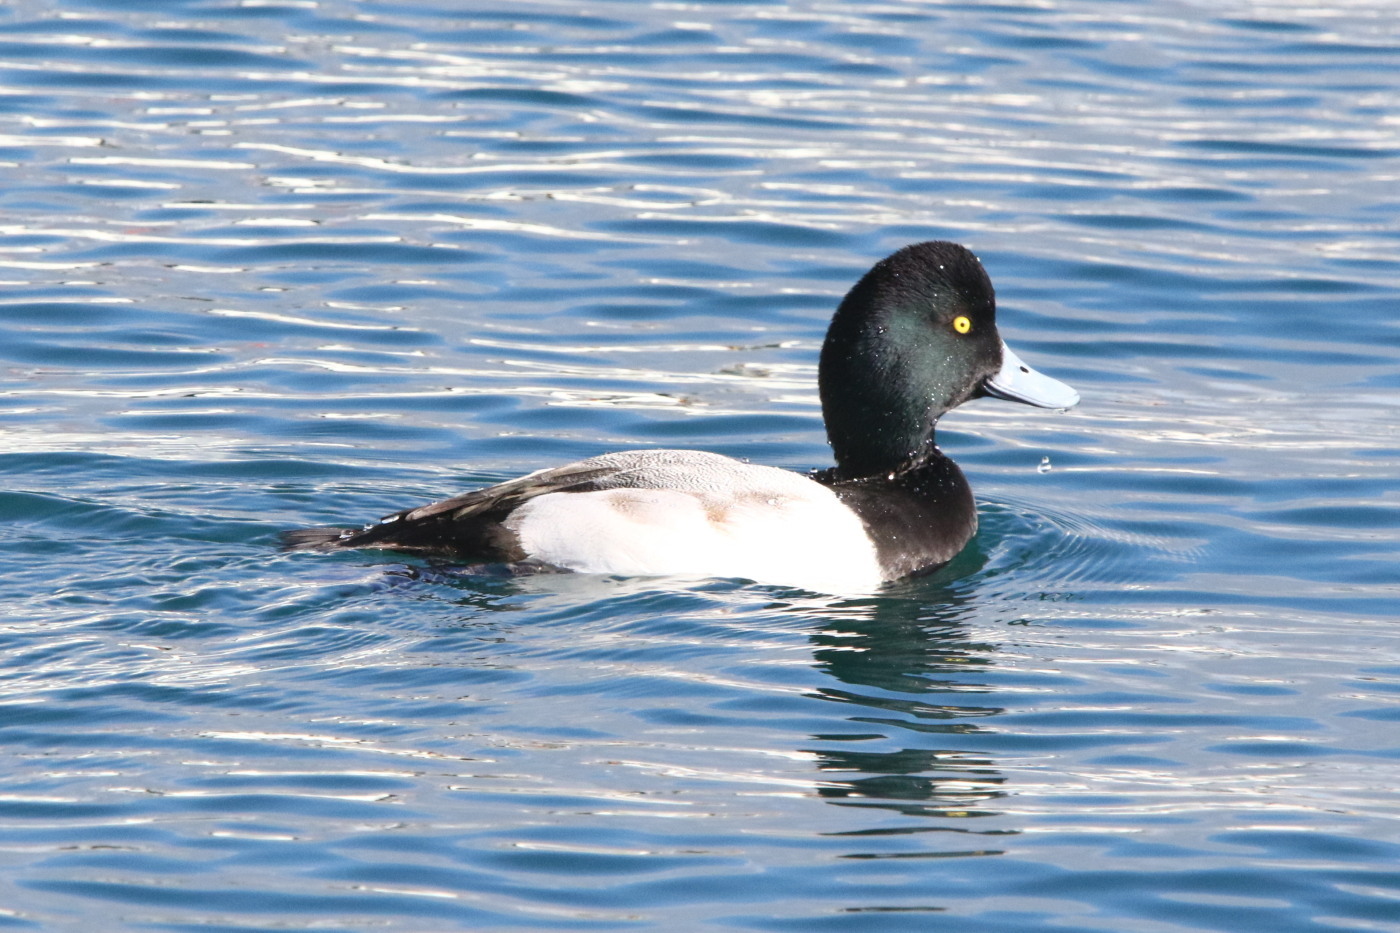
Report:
282,241,1078,593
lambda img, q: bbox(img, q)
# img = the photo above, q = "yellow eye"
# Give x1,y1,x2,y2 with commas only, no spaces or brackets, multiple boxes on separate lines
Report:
952,315,971,334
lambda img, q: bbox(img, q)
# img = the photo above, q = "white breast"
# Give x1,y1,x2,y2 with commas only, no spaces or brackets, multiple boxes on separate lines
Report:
502,450,883,594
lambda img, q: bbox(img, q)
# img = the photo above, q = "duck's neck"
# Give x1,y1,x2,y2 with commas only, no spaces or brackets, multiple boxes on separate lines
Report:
819,327,947,479
819,287,964,480
826,431,944,481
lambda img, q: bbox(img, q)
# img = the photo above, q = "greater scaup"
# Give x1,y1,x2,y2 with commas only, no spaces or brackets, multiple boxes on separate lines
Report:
282,241,1078,592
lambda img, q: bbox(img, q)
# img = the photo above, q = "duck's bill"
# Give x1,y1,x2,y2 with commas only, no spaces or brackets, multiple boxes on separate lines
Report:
983,341,1080,410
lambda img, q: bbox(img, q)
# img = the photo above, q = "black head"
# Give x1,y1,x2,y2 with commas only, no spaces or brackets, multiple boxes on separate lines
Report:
818,241,1074,479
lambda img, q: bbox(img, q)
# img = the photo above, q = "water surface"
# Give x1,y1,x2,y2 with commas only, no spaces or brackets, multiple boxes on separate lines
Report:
1,1,1398,930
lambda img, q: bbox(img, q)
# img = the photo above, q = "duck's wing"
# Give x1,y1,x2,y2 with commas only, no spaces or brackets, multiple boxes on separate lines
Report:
283,449,890,591
279,458,625,559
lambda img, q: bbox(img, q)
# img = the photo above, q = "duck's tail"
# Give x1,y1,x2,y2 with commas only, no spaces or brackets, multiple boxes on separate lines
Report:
279,526,355,551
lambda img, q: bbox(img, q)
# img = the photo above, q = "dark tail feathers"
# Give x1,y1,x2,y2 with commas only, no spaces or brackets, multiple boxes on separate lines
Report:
280,526,354,551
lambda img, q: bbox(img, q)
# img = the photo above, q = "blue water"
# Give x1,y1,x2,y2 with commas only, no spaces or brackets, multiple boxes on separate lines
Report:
1,1,1398,930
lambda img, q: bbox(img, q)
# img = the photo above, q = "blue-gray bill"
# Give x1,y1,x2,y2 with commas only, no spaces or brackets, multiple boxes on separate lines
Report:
983,342,1080,410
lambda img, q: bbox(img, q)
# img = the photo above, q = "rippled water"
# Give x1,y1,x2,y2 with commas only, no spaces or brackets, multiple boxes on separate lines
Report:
2,1,1399,930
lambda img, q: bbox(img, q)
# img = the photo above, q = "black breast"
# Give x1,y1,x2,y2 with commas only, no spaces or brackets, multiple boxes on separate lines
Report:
814,455,977,580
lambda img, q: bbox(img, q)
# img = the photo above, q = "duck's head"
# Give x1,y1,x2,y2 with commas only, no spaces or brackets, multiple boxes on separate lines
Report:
818,241,1078,479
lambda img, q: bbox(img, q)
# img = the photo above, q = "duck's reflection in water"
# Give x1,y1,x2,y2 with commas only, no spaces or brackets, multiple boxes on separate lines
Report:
795,567,1015,855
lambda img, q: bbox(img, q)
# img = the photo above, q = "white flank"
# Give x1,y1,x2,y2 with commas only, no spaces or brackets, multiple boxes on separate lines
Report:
503,450,883,594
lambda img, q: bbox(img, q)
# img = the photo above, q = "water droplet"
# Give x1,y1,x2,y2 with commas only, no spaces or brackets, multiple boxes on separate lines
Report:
1037,456,1052,474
